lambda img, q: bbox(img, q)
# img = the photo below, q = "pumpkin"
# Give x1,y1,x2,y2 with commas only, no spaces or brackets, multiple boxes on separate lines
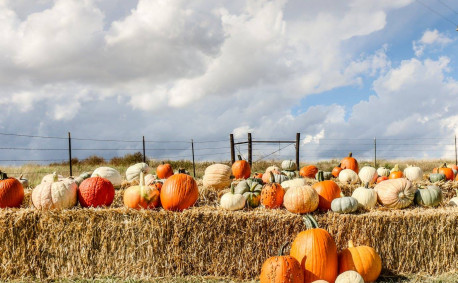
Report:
338,240,382,282
282,160,297,171
253,172,263,179
335,271,364,283
0,171,24,208
311,281,329,283
331,197,358,214
290,215,338,283
414,185,442,207
78,176,115,207
388,164,403,179
42,173,64,183
374,178,416,209
281,178,307,191
160,173,198,211
300,165,318,178
338,169,359,185
74,172,92,185
283,170,297,179
351,183,377,210
91,167,122,188
450,190,458,206
340,152,358,173
266,165,281,175
315,171,332,180
16,175,29,188
126,162,150,182
332,164,343,178
312,171,341,210
220,184,246,211
438,163,454,181
284,185,319,214
376,176,388,183
32,173,78,210
157,162,174,179
234,179,263,208
358,166,377,185
203,164,232,190
429,173,445,183
403,165,423,182
260,243,304,283
261,173,285,209
232,155,251,179
376,167,390,177
123,172,160,209
144,174,158,185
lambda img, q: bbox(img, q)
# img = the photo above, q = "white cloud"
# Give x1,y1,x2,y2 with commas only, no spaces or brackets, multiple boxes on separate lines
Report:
413,29,453,57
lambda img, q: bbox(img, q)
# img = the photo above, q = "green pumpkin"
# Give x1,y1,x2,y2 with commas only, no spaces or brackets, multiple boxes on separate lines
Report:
272,173,289,184
234,179,263,208
315,170,332,180
331,197,359,214
281,160,297,171
282,170,297,179
74,171,92,185
415,185,443,207
429,173,446,183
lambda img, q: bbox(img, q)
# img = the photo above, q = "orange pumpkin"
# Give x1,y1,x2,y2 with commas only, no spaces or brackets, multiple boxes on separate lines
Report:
290,215,338,283
253,172,263,179
0,171,24,208
262,169,280,183
261,173,285,209
438,163,454,181
340,152,358,173
160,173,198,211
232,155,251,179
376,176,388,183
312,171,341,211
157,162,174,179
300,165,318,178
331,164,343,178
124,172,160,209
388,164,403,179
338,240,382,282
260,243,304,283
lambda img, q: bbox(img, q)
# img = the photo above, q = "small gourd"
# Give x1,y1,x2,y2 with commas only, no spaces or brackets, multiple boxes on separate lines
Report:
331,197,358,214
429,173,445,183
234,179,262,208
220,184,246,211
415,185,442,207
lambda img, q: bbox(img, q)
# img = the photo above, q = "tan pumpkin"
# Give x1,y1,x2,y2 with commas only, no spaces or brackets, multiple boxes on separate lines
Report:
335,271,364,283
283,185,319,214
91,167,122,188
32,173,78,210
126,163,150,182
374,178,416,209
281,178,307,191
338,169,359,185
203,164,232,190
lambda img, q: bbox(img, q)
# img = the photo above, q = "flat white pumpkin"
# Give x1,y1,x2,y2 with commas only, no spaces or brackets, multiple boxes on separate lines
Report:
203,164,232,190
339,169,359,184
358,166,377,185
220,185,246,211
126,163,150,182
92,167,122,188
352,185,377,210
377,167,390,177
403,165,423,182
281,178,307,191
335,271,364,283
32,173,77,209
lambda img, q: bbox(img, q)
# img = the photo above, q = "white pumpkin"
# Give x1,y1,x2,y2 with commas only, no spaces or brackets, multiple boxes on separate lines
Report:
41,173,64,183
358,166,377,185
377,167,390,177
203,164,232,190
450,197,458,206
281,178,307,191
374,178,416,209
339,169,359,184
126,163,150,182
144,174,157,186
265,165,280,175
403,165,423,182
281,160,297,171
91,167,122,188
32,173,77,209
352,184,378,210
335,271,364,283
220,185,246,211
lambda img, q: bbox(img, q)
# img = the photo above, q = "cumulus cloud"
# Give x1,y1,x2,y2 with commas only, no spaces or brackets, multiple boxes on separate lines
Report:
413,29,453,57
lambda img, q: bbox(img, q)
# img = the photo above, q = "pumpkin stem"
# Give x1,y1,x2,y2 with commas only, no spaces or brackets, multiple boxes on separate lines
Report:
441,163,447,168
302,214,319,229
338,163,341,167
178,168,186,174
237,154,242,161
139,171,145,187
230,183,235,194
391,164,400,173
348,152,353,158
19,174,23,179
348,240,355,248
317,170,324,182
269,171,275,183
364,182,370,189
278,241,290,256
52,172,59,183
0,171,7,180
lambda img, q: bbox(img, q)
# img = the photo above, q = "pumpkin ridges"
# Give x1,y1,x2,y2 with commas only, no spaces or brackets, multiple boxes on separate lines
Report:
160,173,198,211
312,178,341,211
0,173,24,208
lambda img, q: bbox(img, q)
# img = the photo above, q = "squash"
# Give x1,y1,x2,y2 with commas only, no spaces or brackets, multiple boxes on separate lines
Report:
234,179,262,208
374,178,416,209
403,165,423,182
265,165,281,175
16,175,29,188
376,167,390,177
414,185,442,207
429,173,445,183
160,173,198,211
340,152,358,173
312,171,341,210
123,172,160,209
332,164,343,178
126,162,150,182
203,164,232,190
91,167,122,189
438,163,454,181
335,271,364,283
331,197,358,214
260,243,304,283
32,173,78,209
42,173,64,183
261,172,285,209
315,171,332,180
281,178,307,191
284,185,319,214
78,176,115,207
351,183,377,210
157,162,174,179
338,240,382,282
283,170,297,179
300,165,318,178
232,155,251,179
358,166,377,185
220,184,246,211
281,160,297,171
290,215,338,283
376,176,388,183
388,164,403,179
338,169,359,185
144,174,157,185
0,171,24,208
74,172,92,185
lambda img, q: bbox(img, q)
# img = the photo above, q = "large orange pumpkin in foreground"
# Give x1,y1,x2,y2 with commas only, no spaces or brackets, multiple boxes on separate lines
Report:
232,155,251,179
312,171,341,211
260,243,304,283
340,152,358,173
300,165,318,178
78,176,115,207
157,162,174,179
338,240,382,282
290,215,338,283
160,173,198,211
0,171,24,208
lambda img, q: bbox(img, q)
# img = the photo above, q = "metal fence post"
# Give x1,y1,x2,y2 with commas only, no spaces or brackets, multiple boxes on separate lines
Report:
296,133,300,168
374,137,377,168
68,132,72,176
230,134,235,164
248,133,252,167
142,136,146,163
455,135,457,165
191,139,196,177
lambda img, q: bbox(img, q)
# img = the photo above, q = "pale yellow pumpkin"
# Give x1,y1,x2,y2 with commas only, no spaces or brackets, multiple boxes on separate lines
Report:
283,185,319,214
126,163,150,182
374,178,416,209
32,173,77,210
281,178,307,191
92,167,122,188
335,271,364,283
339,169,359,184
203,164,232,190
